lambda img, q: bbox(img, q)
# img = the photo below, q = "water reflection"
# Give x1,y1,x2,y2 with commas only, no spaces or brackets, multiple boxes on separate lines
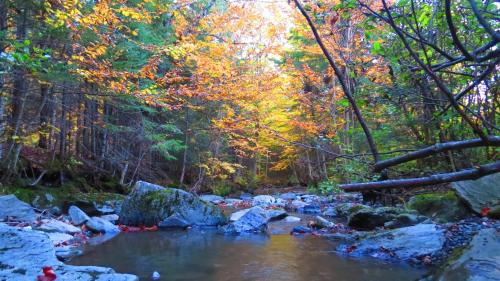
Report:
70,227,426,281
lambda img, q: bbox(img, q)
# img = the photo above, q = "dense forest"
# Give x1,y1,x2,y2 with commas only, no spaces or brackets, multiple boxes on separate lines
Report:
0,0,498,196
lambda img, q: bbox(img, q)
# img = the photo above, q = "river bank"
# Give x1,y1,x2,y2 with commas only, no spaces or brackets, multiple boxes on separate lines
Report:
1,175,499,280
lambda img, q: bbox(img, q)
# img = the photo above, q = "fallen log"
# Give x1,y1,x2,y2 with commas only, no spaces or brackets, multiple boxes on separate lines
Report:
373,136,500,172
341,161,500,192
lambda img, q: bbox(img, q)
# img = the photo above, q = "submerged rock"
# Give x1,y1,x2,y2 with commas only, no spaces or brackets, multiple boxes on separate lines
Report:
221,206,268,234
0,223,138,280
0,194,37,223
451,172,500,214
119,181,226,227
435,228,500,281
408,191,470,223
68,205,91,226
339,223,445,261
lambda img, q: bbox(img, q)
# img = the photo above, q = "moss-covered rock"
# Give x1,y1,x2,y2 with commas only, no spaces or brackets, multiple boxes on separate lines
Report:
347,206,404,230
0,184,124,215
334,203,369,218
408,191,470,223
119,181,227,227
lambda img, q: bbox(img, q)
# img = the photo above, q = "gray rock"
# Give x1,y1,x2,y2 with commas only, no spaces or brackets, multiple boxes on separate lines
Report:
95,204,116,215
230,208,250,221
224,198,243,206
0,195,37,223
37,219,82,234
315,216,334,228
252,195,277,207
339,224,445,261
322,207,337,217
55,246,82,261
158,213,190,228
279,192,298,200
383,213,428,229
452,173,500,214
200,195,224,204
85,217,120,233
266,209,287,221
348,207,403,230
285,216,301,222
119,181,226,227
0,223,138,280
221,206,268,234
436,228,500,281
100,214,120,223
68,205,90,225
46,232,74,245
290,199,307,209
335,203,370,218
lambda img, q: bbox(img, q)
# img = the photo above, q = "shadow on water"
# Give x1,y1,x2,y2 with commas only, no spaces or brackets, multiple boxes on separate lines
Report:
69,223,427,281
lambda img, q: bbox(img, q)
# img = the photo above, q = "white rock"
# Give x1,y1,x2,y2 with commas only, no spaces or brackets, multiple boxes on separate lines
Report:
285,216,301,223
38,219,81,234
46,232,74,245
230,209,251,221
252,195,276,207
86,217,120,233
100,214,120,222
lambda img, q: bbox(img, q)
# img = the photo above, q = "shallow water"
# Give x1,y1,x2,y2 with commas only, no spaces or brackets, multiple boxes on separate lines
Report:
70,219,427,281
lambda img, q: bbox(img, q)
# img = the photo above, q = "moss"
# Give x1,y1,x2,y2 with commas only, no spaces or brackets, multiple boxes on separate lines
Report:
487,206,500,219
0,184,124,211
408,191,469,222
348,204,368,215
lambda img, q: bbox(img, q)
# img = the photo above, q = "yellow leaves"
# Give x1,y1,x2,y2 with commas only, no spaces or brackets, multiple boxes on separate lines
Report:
118,7,151,23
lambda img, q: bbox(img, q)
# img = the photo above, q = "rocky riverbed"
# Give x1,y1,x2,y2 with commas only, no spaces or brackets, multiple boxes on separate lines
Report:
1,174,499,280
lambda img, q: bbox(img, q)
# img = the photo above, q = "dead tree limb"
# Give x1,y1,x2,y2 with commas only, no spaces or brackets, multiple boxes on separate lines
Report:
341,161,500,192
373,136,500,172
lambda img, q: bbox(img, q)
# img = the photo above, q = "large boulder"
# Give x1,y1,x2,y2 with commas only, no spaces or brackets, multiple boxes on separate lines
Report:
221,206,268,234
0,195,37,223
436,228,499,281
452,173,500,214
338,223,445,261
347,207,402,230
408,191,470,223
119,181,226,227
0,223,138,280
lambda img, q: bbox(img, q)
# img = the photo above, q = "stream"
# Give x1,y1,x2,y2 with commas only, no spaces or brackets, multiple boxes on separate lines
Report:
69,216,427,281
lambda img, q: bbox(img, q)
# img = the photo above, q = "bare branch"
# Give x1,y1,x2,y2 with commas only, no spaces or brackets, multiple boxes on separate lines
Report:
373,136,500,172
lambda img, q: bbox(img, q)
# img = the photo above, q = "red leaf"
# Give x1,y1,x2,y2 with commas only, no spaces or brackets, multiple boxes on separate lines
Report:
480,207,490,217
